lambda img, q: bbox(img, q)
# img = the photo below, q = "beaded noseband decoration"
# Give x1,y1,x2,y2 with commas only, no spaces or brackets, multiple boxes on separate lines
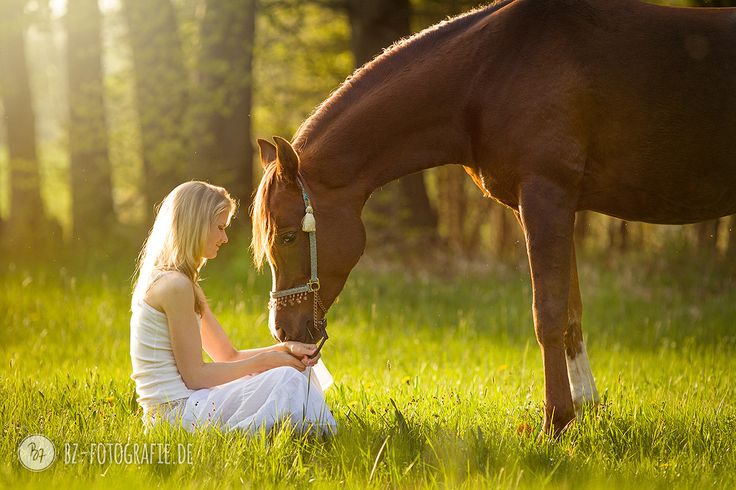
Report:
268,174,328,358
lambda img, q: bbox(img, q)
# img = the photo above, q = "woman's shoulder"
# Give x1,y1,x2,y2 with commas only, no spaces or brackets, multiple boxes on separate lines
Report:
144,270,196,311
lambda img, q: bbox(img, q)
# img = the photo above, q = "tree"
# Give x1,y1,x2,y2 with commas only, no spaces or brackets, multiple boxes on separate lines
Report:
574,211,590,251
192,0,257,209
727,215,736,261
696,219,719,255
345,0,438,245
66,0,116,241
608,219,629,252
0,0,53,251
123,0,190,221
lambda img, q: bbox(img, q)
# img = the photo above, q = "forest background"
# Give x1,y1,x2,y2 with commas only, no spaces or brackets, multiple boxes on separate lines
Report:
1,0,735,264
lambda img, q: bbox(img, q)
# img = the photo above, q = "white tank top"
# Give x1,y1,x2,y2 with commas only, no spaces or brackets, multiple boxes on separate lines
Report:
129,275,199,412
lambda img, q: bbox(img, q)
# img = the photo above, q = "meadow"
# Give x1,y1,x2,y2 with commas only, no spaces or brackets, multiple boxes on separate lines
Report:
1,247,735,489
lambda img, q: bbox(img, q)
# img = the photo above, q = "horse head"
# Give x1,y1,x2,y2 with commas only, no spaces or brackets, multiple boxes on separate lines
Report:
252,136,366,345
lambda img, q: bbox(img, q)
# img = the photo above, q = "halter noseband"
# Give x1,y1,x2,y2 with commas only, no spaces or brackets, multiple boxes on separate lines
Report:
268,174,328,357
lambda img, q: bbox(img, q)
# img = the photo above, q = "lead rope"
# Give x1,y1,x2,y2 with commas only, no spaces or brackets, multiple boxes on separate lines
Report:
304,364,312,430
267,175,329,432
304,288,328,431
301,178,321,432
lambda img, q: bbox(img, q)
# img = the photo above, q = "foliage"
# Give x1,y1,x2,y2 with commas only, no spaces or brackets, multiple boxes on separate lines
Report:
190,0,257,205
253,1,352,139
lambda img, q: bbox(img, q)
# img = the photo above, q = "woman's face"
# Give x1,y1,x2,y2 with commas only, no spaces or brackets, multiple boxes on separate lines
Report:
203,210,230,259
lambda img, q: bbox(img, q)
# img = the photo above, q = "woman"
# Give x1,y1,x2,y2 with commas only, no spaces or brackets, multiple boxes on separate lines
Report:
130,181,336,434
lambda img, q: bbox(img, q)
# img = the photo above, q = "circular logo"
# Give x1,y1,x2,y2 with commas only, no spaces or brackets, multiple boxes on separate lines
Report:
18,434,56,471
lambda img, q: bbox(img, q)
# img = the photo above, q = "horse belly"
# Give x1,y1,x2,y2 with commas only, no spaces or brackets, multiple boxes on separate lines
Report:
579,154,736,224
579,8,736,224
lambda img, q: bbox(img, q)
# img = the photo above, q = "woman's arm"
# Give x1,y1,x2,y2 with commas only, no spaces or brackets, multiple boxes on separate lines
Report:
198,287,318,363
231,342,320,363
155,274,307,390
198,295,240,362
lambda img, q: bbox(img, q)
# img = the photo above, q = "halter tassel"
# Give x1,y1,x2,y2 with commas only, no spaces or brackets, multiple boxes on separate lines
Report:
302,205,316,232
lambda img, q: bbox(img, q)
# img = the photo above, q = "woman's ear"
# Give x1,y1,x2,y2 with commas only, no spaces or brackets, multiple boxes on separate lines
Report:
273,136,299,181
257,139,278,170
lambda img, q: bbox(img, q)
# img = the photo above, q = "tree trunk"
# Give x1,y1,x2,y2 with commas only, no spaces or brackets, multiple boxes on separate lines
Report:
66,0,115,241
608,218,629,252
496,204,515,259
437,165,464,252
0,0,50,249
696,219,720,255
727,215,736,261
347,0,410,66
192,0,256,210
123,0,189,221
464,197,483,255
346,0,438,242
574,210,589,251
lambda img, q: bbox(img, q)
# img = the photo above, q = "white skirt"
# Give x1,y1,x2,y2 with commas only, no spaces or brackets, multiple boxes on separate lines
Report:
145,365,336,435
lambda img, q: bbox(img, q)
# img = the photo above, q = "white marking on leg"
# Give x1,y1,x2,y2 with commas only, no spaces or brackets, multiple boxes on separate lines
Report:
566,342,600,416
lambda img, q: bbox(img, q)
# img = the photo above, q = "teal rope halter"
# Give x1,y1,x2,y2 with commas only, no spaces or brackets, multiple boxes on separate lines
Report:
268,175,328,357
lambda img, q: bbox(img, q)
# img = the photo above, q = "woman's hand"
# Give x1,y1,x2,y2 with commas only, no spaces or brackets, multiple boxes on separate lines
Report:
260,350,308,372
282,341,320,366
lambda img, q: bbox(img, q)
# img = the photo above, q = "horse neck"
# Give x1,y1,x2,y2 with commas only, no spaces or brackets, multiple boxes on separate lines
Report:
297,63,475,207
295,7,494,205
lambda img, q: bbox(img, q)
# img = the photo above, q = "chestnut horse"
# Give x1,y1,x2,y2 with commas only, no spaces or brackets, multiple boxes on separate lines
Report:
251,0,736,433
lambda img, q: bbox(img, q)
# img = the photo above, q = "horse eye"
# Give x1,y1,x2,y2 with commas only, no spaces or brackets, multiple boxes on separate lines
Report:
278,231,297,246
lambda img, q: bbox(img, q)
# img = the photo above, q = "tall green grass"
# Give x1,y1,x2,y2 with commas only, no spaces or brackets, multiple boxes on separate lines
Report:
1,251,735,489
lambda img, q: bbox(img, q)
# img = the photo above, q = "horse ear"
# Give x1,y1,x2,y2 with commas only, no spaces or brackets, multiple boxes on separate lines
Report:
257,138,277,170
273,136,299,181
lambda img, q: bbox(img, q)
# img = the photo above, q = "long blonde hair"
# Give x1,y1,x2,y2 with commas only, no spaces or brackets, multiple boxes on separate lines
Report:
132,181,237,314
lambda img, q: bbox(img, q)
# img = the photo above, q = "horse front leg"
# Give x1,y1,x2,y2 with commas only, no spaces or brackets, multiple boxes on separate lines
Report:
518,179,577,434
565,242,600,415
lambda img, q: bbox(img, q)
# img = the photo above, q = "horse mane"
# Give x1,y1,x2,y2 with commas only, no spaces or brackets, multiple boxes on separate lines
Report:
250,162,281,269
292,0,514,150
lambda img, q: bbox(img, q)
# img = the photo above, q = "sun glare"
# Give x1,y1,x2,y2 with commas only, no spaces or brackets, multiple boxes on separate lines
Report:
49,0,120,17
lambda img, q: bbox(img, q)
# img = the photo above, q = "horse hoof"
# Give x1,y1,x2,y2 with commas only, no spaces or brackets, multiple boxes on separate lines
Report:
540,413,576,439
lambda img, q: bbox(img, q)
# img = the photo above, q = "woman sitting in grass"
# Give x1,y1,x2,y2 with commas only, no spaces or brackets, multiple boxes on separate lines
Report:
130,181,336,434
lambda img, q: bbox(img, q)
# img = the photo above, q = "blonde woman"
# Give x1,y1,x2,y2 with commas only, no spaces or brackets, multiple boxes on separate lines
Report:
130,181,336,434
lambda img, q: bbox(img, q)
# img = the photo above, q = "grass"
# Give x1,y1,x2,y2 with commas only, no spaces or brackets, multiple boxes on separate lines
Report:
1,248,735,489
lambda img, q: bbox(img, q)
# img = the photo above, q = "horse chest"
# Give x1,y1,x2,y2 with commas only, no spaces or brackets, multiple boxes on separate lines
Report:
464,165,520,210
